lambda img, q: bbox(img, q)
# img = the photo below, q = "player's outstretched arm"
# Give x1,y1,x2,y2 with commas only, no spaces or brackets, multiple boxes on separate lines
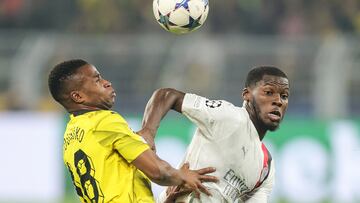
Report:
132,148,217,196
138,88,185,149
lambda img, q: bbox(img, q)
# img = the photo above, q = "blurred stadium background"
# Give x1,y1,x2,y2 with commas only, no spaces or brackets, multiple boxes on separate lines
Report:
0,0,360,202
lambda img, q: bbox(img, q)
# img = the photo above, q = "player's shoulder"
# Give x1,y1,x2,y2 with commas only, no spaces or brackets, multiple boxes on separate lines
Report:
99,110,126,122
86,110,134,135
87,110,127,127
184,93,248,122
237,107,251,121
184,93,237,110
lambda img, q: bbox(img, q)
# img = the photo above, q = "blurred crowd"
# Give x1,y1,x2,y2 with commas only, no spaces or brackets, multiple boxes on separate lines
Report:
0,0,359,115
1,0,360,35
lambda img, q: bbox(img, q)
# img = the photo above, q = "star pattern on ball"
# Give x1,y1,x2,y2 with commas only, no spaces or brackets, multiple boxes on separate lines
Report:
154,0,208,34
157,12,170,30
175,0,190,10
181,16,202,29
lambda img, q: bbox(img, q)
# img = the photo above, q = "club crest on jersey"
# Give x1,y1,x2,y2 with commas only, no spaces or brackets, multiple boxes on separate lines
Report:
205,100,222,108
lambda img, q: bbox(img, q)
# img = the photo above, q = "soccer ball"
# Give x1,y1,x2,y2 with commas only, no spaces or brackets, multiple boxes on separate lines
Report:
153,0,209,34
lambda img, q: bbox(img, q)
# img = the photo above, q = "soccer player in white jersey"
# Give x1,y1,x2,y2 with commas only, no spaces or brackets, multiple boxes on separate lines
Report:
138,66,290,203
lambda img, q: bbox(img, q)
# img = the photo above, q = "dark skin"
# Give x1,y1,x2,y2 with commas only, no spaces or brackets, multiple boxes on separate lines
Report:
139,74,289,201
242,75,289,140
62,64,218,196
64,64,116,113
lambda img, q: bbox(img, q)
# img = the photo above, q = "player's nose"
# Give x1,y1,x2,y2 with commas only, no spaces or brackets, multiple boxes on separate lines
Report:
272,94,282,107
103,79,112,88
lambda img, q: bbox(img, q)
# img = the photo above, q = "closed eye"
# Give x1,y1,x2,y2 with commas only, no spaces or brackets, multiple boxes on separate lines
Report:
95,74,101,82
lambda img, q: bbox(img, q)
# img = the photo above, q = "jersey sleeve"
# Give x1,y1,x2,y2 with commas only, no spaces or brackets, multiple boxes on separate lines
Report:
244,160,275,203
181,93,236,138
94,112,150,163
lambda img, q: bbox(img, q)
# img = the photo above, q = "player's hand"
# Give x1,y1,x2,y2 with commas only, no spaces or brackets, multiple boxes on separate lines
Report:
179,163,218,197
137,128,156,152
163,185,192,203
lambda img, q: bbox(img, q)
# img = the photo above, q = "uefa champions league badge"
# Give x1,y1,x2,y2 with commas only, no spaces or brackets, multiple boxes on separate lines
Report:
205,100,222,108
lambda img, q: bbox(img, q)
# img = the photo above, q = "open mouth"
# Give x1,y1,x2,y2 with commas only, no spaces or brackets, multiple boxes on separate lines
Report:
268,110,281,122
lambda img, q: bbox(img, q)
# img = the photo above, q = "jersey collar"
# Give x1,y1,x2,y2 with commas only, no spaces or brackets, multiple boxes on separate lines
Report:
70,109,98,117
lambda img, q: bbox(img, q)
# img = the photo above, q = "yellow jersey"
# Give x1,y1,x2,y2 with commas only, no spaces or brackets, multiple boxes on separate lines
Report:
63,110,155,203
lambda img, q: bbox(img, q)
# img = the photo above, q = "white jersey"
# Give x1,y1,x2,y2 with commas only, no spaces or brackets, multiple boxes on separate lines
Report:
158,94,274,203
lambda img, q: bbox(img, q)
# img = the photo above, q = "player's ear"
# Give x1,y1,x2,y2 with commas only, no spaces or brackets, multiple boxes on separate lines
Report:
242,88,250,102
70,91,84,104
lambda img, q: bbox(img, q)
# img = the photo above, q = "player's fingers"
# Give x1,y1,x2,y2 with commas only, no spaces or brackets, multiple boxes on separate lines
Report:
193,188,201,199
173,188,192,198
197,183,212,196
166,185,180,195
182,162,190,169
196,167,216,175
187,183,201,194
199,175,219,182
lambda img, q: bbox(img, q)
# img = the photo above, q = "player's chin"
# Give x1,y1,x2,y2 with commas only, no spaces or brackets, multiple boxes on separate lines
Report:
108,100,115,109
110,97,115,104
101,100,114,110
266,122,280,131
108,96,116,105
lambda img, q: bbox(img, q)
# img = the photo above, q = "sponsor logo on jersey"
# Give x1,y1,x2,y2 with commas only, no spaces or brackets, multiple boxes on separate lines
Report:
223,169,250,201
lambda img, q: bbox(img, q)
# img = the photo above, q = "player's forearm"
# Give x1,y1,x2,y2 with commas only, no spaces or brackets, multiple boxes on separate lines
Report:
142,88,185,138
151,159,184,186
132,149,184,186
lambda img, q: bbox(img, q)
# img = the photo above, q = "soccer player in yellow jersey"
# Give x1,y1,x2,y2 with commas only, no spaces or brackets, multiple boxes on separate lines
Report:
48,59,218,203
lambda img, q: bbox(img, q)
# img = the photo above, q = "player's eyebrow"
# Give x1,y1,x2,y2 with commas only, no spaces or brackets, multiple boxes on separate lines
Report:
283,88,290,94
263,83,290,93
93,72,100,78
264,81,289,88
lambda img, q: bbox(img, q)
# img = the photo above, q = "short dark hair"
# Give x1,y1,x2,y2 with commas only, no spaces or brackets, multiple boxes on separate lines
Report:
48,59,88,105
245,66,288,87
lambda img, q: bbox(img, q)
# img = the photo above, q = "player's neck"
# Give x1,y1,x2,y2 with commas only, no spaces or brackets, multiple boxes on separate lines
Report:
251,117,267,141
245,106,266,141
67,105,102,114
